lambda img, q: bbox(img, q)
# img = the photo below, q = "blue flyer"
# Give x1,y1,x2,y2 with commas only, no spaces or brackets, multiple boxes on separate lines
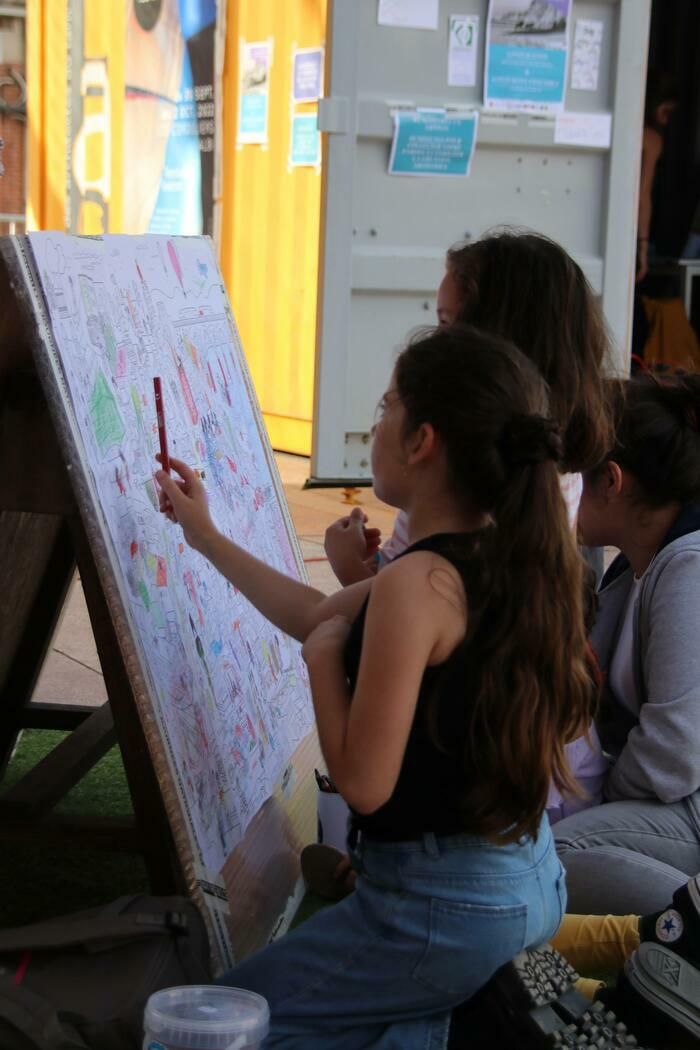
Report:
290,114,321,168
388,109,478,178
292,47,324,104
484,0,571,113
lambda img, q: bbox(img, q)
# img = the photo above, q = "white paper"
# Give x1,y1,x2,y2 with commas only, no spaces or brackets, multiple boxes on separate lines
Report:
448,15,479,87
27,233,315,873
571,19,604,92
555,110,612,149
378,0,439,31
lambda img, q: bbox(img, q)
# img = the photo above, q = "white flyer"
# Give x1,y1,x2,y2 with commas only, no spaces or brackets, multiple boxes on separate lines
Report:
554,110,612,149
448,15,479,88
571,19,604,92
378,0,439,31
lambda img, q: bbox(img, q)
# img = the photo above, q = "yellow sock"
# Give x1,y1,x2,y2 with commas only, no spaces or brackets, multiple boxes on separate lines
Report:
576,977,605,1001
551,913,640,974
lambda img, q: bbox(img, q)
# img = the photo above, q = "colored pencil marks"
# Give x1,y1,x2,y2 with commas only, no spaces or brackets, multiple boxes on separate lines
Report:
29,233,314,873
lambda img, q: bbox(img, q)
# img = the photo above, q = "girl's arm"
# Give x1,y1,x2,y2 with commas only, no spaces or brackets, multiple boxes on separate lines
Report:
303,551,466,814
606,549,700,803
156,458,372,641
637,127,662,282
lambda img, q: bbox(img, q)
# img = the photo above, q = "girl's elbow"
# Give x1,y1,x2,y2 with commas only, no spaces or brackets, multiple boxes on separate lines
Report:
339,777,391,815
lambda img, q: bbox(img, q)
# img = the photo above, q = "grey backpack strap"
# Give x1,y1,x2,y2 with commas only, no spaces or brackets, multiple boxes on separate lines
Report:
0,977,87,1050
0,908,186,954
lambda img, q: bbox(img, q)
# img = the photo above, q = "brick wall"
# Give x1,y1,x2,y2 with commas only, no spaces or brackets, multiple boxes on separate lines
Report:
0,63,26,224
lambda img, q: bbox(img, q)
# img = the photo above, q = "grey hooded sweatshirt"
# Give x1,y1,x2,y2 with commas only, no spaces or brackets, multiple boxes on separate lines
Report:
591,503,700,835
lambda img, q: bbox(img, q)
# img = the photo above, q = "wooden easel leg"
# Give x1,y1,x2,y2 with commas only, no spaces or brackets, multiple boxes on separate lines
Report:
71,518,183,895
0,512,75,776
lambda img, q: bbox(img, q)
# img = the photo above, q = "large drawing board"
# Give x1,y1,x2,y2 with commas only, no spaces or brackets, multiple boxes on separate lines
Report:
10,233,321,967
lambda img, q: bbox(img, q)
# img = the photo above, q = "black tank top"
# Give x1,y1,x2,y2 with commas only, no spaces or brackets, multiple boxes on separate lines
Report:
343,533,478,841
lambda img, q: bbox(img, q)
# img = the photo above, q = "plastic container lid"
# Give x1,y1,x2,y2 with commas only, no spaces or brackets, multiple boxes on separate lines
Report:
144,985,270,1049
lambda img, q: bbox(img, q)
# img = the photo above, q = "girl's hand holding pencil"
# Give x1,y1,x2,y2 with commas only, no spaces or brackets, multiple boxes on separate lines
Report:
156,455,217,555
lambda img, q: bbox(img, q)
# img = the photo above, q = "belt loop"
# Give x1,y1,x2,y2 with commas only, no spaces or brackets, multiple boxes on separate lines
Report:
423,832,440,858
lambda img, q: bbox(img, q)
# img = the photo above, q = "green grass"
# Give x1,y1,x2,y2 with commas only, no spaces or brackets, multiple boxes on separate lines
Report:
0,730,149,927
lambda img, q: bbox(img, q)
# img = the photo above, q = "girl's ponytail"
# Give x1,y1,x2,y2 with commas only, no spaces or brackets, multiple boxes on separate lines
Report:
464,421,593,840
395,326,596,841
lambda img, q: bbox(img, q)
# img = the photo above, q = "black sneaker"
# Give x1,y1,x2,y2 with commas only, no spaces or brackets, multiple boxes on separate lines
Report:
639,876,700,970
448,943,650,1049
623,942,700,1044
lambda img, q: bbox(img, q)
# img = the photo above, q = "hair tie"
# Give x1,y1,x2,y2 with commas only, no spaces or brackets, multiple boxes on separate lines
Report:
499,414,563,468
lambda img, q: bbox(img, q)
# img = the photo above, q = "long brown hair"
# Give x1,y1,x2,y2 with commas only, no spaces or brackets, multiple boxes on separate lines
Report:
447,229,612,474
395,325,595,841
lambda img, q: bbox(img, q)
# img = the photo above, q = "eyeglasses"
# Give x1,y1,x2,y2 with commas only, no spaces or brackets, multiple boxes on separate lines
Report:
373,389,401,426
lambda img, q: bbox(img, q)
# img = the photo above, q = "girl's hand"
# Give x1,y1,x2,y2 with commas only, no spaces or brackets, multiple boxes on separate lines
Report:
155,455,218,555
302,614,351,667
324,507,382,585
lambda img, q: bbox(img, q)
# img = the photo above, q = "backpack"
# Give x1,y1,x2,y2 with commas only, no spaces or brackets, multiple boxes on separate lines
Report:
0,895,213,1050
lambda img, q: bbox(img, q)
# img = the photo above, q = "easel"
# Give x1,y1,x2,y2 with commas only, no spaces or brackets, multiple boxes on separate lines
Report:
0,242,181,894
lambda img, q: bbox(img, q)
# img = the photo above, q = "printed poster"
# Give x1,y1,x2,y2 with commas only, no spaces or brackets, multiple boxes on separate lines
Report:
484,0,572,114
571,18,604,92
238,40,272,145
292,47,324,104
388,109,478,177
448,15,479,88
124,0,217,237
289,114,321,168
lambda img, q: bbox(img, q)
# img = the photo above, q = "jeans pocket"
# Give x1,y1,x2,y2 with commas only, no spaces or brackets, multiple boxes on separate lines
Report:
412,898,528,996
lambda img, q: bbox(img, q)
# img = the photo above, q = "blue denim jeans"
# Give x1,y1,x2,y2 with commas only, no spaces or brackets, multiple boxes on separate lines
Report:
218,820,566,1049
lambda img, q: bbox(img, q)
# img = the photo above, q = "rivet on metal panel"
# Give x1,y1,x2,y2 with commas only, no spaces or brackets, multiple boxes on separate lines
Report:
353,228,357,235
422,301,430,310
369,228,377,237
359,460,368,468
361,433,370,444
543,158,548,165
516,187,521,193
463,231,472,240
517,157,523,163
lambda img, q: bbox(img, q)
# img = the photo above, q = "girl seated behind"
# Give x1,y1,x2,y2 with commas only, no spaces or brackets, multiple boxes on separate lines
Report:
157,325,595,1049
556,373,700,916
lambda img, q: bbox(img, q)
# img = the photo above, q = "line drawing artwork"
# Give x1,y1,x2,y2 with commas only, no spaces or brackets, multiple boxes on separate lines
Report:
28,233,315,873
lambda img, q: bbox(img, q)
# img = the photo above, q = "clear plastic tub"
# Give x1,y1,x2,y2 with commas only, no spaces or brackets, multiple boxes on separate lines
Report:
143,985,270,1050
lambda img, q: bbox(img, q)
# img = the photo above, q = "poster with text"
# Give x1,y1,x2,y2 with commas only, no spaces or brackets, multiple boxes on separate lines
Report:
238,40,272,145
292,47,324,104
289,114,321,168
124,0,217,237
484,0,571,113
389,109,478,177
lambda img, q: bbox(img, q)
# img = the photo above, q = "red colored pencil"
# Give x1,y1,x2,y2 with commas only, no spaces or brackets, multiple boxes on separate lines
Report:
153,376,170,474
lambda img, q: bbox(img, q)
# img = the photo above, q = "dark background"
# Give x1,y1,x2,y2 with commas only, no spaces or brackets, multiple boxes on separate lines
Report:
647,0,700,256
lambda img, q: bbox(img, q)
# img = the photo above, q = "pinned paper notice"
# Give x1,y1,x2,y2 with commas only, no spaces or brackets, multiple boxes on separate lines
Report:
571,19,604,92
378,0,439,31
555,111,612,149
389,108,478,177
448,15,479,88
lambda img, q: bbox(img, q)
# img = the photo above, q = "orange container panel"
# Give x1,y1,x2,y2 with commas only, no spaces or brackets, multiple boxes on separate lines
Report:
220,0,326,455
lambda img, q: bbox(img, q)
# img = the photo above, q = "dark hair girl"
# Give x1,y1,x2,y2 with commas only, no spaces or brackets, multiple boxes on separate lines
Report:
555,373,700,918
157,323,594,1047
